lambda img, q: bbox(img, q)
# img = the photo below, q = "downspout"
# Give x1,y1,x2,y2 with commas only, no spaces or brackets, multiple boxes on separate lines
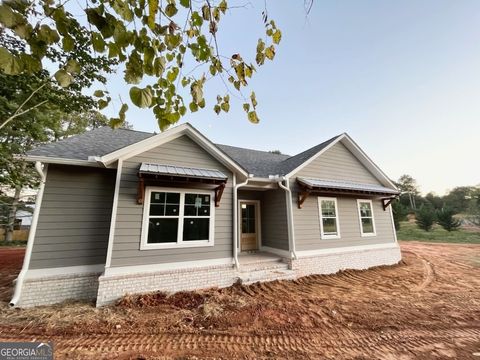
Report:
233,174,249,269
278,177,297,260
10,162,48,307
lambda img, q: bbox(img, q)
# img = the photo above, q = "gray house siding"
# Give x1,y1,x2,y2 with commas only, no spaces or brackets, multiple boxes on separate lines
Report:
110,135,234,267
30,164,115,269
261,190,289,250
295,142,381,185
290,142,396,251
237,189,289,251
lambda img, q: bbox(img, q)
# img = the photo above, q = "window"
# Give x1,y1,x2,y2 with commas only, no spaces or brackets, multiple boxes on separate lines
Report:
357,199,376,236
318,197,340,239
141,187,215,249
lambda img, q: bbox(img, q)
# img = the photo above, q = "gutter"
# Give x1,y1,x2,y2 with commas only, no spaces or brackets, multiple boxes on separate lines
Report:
10,162,48,307
277,176,297,260
233,174,251,269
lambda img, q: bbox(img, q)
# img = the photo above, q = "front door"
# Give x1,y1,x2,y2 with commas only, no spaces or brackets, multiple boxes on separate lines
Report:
240,201,259,251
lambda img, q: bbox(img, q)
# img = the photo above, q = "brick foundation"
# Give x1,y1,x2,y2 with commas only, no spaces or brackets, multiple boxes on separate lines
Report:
16,272,100,308
96,264,238,306
15,244,401,307
290,244,402,277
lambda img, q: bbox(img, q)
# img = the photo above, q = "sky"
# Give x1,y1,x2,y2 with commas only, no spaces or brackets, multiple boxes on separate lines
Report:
98,0,480,195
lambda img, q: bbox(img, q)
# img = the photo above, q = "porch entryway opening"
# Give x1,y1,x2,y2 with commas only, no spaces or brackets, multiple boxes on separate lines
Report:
240,200,260,252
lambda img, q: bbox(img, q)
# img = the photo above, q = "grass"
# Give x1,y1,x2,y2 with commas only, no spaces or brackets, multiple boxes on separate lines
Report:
397,221,480,244
0,240,27,247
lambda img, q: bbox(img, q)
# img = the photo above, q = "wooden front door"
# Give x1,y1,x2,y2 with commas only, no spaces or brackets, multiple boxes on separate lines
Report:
240,201,259,251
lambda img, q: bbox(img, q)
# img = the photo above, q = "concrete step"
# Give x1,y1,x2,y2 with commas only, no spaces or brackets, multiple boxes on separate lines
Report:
237,268,296,285
238,260,289,273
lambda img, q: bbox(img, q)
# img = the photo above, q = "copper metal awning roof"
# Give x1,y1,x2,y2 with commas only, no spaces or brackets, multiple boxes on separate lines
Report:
139,163,228,180
296,177,399,209
297,177,399,195
137,163,228,207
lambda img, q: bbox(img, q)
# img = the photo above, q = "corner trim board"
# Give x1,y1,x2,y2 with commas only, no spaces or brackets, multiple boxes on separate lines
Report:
105,159,123,268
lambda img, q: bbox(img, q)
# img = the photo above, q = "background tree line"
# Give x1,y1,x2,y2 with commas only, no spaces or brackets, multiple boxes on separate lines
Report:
392,174,480,232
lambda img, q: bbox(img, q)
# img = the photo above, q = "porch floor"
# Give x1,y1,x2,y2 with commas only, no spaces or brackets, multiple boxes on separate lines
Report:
238,251,284,264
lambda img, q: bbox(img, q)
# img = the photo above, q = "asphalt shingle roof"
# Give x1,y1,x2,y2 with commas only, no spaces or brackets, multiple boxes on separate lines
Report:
27,127,153,160
27,126,342,177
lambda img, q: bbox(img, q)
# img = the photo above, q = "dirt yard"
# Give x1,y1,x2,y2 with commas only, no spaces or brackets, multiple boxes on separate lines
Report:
0,243,479,359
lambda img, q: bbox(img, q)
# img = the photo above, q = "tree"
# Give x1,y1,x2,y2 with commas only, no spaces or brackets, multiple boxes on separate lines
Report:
415,206,435,232
396,174,419,210
443,186,476,213
436,208,461,232
425,192,444,210
391,200,408,231
0,0,282,130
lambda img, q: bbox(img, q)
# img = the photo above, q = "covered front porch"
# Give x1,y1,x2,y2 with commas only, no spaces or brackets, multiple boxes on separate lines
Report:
233,177,295,271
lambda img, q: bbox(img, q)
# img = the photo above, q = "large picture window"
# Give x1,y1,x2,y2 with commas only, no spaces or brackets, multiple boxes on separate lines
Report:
141,187,215,249
317,197,340,239
357,199,376,236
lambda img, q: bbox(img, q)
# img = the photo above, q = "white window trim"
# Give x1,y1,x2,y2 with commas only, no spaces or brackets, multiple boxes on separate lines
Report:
357,199,377,237
140,186,215,250
317,197,341,239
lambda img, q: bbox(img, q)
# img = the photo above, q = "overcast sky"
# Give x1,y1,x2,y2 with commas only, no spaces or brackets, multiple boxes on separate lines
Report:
99,0,480,195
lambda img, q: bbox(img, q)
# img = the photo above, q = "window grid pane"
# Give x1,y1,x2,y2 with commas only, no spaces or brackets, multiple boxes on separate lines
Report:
359,201,374,234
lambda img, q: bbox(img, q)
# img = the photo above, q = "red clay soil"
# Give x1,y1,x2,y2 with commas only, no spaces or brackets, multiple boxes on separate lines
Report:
0,247,24,304
0,243,479,359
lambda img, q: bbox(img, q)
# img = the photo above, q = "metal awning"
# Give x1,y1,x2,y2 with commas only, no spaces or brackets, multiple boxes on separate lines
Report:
137,163,228,207
296,177,399,209
139,163,228,180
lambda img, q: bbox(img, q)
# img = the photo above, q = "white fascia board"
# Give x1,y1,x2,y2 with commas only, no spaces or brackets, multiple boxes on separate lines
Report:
284,134,346,178
339,134,398,190
21,155,102,167
98,123,249,177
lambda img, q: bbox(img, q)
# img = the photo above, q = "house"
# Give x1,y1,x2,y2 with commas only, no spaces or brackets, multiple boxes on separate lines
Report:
10,123,401,307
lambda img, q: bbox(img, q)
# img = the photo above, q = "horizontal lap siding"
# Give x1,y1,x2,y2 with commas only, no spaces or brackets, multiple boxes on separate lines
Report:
261,190,289,250
30,165,115,269
296,142,381,184
291,142,396,251
110,135,233,267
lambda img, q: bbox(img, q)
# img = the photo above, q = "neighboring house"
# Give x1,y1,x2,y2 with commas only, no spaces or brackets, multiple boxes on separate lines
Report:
10,123,401,307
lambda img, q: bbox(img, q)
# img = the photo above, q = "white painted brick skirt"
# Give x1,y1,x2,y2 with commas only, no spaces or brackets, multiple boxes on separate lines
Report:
16,244,402,307
96,264,238,307
290,245,402,277
16,272,100,308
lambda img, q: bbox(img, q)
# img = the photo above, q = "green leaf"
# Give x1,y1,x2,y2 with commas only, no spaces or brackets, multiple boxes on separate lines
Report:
250,91,258,108
180,0,190,8
92,33,106,52
191,11,203,27
165,3,178,17
94,90,104,97
54,69,73,87
13,23,32,40
214,104,221,115
148,0,159,29
242,103,250,112
265,45,275,60
129,86,153,108
98,99,109,110
119,103,128,121
37,24,60,44
0,47,23,75
66,59,81,74
166,67,179,82
153,56,166,76
220,102,230,112
109,117,123,128
272,29,282,44
0,4,24,28
248,111,259,124
219,0,227,13
62,35,75,52
189,102,198,112
202,5,210,21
